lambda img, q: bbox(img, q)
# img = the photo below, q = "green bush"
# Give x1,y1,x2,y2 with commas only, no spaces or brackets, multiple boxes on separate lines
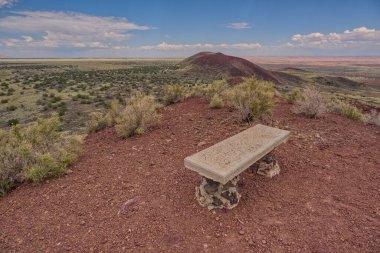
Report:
115,93,160,138
209,94,224,109
7,119,19,126
330,99,363,121
6,105,17,111
161,83,186,105
286,88,303,104
293,86,327,118
227,78,275,122
0,114,82,195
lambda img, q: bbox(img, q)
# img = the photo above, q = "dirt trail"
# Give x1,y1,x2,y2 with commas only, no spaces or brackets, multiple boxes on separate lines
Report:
1,97,379,252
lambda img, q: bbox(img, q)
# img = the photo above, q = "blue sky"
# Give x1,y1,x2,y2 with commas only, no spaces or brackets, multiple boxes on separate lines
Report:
0,0,379,58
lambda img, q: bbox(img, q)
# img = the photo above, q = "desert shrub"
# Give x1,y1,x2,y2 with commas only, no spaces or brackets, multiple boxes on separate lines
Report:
363,110,380,127
1,99,8,104
115,93,160,138
105,99,123,126
227,78,275,122
209,94,224,109
7,119,19,126
205,80,229,100
293,86,327,118
286,88,303,104
6,105,17,111
330,99,363,121
189,83,208,97
87,111,108,133
0,114,82,196
161,83,186,105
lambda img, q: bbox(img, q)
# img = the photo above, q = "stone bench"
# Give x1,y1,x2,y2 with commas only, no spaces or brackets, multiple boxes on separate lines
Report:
184,124,290,210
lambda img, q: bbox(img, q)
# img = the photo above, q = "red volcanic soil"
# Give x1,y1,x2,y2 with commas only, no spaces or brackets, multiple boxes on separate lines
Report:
1,97,379,252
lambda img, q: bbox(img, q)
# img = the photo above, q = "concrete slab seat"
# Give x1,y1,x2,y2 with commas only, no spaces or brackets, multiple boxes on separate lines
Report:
184,124,290,210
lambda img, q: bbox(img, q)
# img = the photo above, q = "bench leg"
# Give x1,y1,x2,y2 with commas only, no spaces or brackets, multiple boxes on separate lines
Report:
195,176,241,210
257,156,280,178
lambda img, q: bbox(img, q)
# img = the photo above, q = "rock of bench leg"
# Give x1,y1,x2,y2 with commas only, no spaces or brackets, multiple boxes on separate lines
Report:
257,158,280,178
195,176,241,210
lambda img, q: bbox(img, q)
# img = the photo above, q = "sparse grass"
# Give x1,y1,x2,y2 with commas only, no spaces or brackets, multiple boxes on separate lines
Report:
330,99,363,121
0,114,82,196
114,93,160,138
227,78,275,122
294,86,327,118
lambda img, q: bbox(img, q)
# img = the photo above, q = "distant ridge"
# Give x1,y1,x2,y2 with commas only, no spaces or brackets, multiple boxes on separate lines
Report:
180,52,279,83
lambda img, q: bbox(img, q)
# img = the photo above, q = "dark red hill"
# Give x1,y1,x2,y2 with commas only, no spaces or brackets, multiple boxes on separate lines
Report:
180,52,279,83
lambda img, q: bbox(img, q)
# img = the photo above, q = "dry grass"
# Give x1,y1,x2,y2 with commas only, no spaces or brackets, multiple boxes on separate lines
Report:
330,99,364,121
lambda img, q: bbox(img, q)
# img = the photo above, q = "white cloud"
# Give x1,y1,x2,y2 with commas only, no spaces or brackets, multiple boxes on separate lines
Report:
141,42,261,50
226,22,251,29
0,11,152,48
0,0,17,7
289,27,380,48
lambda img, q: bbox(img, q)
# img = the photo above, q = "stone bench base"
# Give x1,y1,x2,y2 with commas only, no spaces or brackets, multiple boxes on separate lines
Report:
195,176,241,210
195,155,281,210
257,156,280,178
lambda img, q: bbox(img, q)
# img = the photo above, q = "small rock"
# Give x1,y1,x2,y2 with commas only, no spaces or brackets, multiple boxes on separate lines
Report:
239,230,245,235
262,240,267,244
80,220,86,225
197,141,207,147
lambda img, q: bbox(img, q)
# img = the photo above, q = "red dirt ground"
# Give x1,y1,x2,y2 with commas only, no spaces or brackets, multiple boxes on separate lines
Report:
1,97,379,253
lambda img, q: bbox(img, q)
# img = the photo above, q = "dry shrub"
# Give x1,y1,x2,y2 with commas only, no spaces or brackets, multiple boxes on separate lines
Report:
209,94,224,109
205,80,229,100
294,86,327,118
0,114,82,195
286,87,303,104
106,99,123,126
363,110,380,127
87,111,108,133
330,99,363,121
189,83,208,97
227,78,275,122
115,93,160,138
162,83,187,105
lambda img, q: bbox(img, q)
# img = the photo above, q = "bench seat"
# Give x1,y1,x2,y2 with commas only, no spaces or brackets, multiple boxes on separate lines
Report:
184,124,290,184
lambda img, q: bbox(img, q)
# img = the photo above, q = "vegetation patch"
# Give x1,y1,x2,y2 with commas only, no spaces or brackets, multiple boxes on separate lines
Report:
161,83,187,105
227,78,275,122
363,110,380,127
0,114,82,196
330,99,363,121
286,88,304,104
115,93,161,138
293,86,327,118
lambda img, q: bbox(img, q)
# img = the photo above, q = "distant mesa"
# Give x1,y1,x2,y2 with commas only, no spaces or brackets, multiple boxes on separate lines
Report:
180,52,279,83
